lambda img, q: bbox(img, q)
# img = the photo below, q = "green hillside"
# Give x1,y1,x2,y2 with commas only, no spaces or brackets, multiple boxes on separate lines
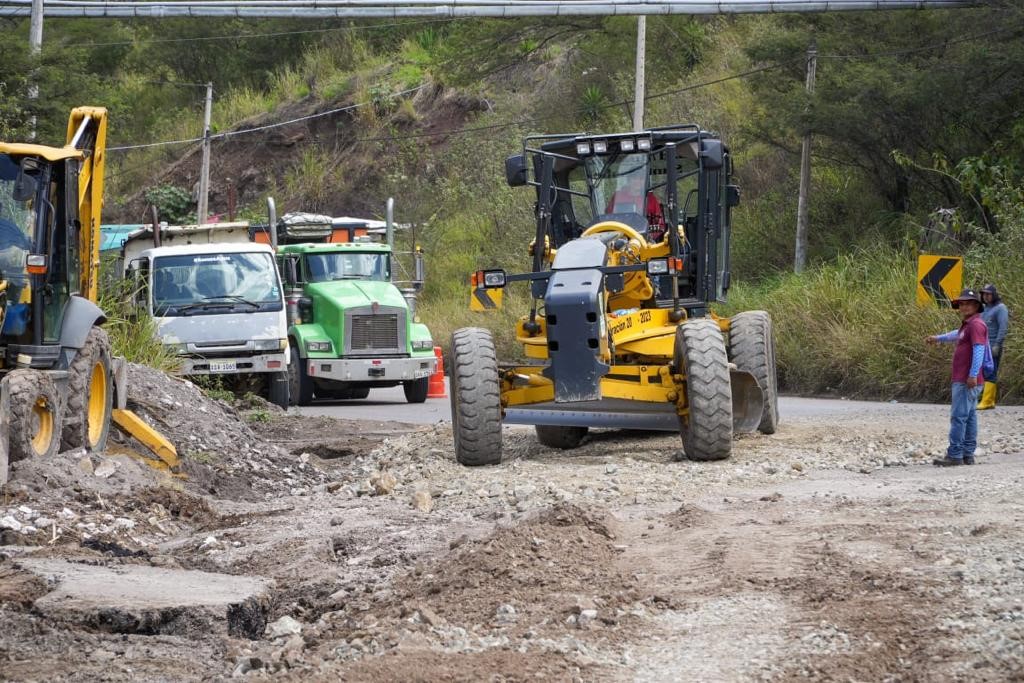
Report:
3,8,1021,402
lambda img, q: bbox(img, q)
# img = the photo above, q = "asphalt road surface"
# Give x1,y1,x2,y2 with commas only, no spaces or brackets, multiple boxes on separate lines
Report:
292,379,968,425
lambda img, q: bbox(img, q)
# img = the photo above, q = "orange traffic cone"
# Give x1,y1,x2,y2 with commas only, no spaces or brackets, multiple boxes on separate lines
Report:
427,346,447,398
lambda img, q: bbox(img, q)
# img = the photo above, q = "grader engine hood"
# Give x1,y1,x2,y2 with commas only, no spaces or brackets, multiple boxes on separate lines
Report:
541,238,610,402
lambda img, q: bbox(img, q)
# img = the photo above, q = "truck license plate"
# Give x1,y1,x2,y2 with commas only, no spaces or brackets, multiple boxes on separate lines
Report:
209,361,237,373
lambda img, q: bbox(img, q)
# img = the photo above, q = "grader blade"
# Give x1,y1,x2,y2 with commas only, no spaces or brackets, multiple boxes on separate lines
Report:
504,398,679,431
730,369,764,435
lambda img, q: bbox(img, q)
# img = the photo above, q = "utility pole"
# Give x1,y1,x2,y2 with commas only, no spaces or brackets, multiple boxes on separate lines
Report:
197,82,213,225
794,41,817,274
632,16,646,131
28,0,44,140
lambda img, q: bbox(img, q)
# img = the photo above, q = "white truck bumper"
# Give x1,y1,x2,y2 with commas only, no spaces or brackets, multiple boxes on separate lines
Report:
179,352,289,375
307,355,436,382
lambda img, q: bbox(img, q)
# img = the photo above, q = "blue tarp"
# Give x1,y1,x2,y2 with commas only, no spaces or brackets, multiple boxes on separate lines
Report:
100,224,142,253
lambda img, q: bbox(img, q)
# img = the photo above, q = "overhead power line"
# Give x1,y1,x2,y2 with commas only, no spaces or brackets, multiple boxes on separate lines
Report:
104,19,1012,152
73,17,459,48
107,84,427,151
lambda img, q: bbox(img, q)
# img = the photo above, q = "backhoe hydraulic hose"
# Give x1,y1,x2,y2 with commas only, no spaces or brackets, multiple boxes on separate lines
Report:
664,143,684,321
526,154,555,335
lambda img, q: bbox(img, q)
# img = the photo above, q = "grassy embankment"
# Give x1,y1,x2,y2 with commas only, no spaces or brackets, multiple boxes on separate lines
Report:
724,246,1021,403
107,19,1022,404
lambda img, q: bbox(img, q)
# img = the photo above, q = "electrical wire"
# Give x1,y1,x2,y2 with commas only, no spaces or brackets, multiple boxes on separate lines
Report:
74,17,460,48
104,17,1015,151
107,84,426,151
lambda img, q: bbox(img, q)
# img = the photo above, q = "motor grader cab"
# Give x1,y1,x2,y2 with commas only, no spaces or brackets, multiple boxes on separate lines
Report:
0,108,175,482
451,124,778,465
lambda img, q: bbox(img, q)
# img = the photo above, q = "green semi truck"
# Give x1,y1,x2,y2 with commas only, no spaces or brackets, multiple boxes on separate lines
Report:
271,210,436,406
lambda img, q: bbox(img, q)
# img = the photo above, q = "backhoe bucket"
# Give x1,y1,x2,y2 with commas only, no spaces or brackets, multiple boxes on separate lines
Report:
730,369,764,435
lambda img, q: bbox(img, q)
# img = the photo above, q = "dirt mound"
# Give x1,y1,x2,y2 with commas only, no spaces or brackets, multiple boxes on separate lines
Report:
110,82,488,223
389,505,635,634
122,363,327,499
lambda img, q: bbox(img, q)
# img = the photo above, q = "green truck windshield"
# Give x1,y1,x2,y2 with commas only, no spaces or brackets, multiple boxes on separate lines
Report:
153,251,282,316
305,252,389,282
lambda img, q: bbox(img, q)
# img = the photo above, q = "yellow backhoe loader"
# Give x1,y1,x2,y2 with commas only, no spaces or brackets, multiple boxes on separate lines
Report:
452,125,778,465
0,108,175,483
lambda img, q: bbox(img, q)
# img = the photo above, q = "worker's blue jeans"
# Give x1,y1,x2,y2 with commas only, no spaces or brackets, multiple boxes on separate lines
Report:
948,382,983,460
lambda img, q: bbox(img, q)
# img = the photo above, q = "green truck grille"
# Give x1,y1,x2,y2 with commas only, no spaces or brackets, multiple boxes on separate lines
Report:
350,313,400,351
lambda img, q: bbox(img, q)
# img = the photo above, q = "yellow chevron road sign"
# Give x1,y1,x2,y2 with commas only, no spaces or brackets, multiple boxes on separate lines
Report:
469,286,503,311
916,254,963,307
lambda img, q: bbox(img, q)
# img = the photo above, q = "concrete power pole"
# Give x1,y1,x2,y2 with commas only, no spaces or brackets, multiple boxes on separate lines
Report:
196,82,213,225
794,41,817,273
28,0,44,140
633,16,646,131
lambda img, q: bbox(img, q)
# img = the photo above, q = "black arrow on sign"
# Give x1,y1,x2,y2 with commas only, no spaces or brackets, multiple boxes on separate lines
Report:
920,257,959,305
473,288,497,309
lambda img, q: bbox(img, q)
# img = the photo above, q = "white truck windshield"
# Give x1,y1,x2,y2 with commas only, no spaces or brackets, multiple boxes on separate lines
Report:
153,252,282,316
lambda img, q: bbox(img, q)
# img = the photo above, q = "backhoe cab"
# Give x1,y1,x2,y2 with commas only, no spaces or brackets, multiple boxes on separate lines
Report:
452,125,778,466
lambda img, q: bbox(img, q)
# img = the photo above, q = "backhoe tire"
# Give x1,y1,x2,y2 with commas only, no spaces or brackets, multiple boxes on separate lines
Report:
289,344,314,407
450,327,502,466
535,425,588,449
403,377,429,404
268,371,290,409
61,326,113,452
7,369,63,462
728,310,779,435
674,318,732,461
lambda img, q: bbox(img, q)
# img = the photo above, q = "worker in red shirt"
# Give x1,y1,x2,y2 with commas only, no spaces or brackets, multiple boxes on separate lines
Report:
925,288,989,466
605,173,667,243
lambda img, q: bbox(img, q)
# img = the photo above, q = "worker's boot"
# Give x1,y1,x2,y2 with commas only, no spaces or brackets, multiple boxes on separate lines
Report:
978,382,997,410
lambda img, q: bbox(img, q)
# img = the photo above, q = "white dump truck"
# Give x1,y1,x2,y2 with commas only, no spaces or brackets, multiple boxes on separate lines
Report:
122,221,290,408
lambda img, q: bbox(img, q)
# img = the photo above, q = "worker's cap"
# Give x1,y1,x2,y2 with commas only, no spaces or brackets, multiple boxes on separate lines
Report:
951,288,984,310
981,284,998,295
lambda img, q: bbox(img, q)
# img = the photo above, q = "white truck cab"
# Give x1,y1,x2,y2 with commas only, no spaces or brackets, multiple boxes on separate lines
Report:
124,233,290,408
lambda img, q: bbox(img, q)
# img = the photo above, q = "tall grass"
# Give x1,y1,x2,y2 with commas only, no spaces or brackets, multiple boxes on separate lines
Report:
723,246,1021,403
97,269,180,372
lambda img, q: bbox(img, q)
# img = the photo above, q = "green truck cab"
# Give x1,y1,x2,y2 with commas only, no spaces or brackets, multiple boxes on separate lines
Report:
278,241,436,405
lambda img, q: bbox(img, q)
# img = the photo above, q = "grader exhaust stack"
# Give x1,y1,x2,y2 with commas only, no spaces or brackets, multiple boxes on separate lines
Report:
450,125,778,465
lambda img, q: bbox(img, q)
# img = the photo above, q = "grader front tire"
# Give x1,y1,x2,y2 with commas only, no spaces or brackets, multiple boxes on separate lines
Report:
61,326,113,452
7,370,63,462
728,310,779,435
450,327,502,466
674,319,733,461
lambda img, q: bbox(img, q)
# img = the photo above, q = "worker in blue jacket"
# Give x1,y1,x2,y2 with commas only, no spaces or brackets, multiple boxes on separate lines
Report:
978,284,1009,409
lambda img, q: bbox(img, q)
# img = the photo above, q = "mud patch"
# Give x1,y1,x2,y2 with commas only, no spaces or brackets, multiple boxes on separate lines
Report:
292,444,354,460
0,563,49,609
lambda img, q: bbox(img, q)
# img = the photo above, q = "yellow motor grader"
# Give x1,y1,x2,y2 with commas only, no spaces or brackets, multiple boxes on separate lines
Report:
0,108,174,483
451,125,778,465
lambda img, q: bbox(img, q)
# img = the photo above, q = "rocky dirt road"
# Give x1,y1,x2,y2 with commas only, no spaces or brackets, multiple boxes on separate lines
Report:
2,369,1023,681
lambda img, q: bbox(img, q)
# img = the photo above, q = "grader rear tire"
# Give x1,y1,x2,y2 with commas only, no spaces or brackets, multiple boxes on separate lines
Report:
728,310,779,435
7,370,63,462
674,318,733,461
535,425,588,449
61,326,113,452
450,327,502,466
